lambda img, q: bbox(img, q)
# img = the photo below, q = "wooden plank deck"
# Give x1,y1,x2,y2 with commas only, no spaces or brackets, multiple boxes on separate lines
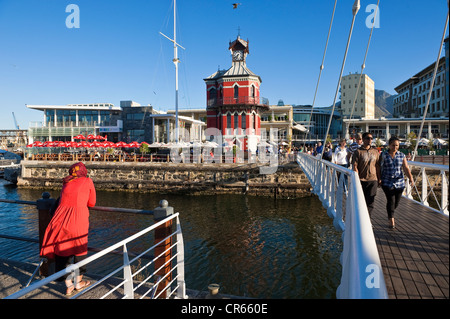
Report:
371,188,449,299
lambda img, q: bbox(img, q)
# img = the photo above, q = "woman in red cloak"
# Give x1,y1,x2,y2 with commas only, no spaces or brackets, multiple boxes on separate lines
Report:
40,162,96,295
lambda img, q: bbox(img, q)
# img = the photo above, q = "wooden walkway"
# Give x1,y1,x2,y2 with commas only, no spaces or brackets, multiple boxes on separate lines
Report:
371,188,449,299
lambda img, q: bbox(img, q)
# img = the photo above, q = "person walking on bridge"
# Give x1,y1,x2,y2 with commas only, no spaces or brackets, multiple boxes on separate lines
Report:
380,136,414,229
352,132,381,218
40,162,96,295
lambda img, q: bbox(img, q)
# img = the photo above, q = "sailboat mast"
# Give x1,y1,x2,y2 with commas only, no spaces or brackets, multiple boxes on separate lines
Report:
159,0,185,144
173,0,179,144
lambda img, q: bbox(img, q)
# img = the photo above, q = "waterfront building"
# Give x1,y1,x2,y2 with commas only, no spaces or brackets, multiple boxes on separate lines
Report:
120,101,154,143
151,110,205,144
340,72,375,119
260,105,294,147
26,101,205,145
343,116,449,140
26,103,123,144
393,56,447,118
292,105,343,145
203,35,269,152
166,109,206,143
446,37,449,116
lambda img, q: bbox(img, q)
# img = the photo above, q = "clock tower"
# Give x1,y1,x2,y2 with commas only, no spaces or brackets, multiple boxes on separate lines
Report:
204,35,268,153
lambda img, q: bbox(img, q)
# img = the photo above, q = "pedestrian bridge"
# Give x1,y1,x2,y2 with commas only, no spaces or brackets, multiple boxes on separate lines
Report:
297,152,448,299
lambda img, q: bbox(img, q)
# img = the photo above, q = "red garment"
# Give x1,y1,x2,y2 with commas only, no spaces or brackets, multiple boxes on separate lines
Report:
40,177,96,259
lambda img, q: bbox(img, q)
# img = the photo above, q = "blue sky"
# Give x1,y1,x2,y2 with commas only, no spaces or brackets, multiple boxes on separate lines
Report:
0,0,448,129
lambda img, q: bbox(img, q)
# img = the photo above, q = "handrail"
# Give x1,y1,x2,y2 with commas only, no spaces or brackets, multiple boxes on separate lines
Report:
405,161,449,216
0,198,154,215
1,198,187,299
297,153,388,299
5,213,185,299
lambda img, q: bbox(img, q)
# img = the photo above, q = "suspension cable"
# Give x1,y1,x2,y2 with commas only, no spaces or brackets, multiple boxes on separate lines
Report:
347,0,380,137
302,0,338,151
411,11,449,161
320,0,360,159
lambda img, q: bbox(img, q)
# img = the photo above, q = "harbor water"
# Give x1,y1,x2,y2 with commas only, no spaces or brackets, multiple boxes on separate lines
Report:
0,179,343,298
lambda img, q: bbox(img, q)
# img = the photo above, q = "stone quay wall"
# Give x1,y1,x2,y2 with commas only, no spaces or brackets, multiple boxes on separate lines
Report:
17,160,312,198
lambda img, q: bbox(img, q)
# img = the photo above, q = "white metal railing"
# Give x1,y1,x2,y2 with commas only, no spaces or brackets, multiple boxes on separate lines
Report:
297,153,388,299
405,161,449,216
5,213,187,300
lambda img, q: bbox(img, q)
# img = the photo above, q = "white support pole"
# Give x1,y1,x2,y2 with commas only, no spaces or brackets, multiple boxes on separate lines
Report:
123,244,134,299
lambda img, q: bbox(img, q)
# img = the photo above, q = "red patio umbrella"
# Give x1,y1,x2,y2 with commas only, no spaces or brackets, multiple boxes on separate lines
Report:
128,141,141,148
86,134,96,140
94,135,106,140
32,141,44,147
102,141,116,148
115,141,127,148
74,134,85,140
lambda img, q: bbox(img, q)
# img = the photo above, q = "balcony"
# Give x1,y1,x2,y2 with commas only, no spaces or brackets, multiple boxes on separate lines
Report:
207,96,269,108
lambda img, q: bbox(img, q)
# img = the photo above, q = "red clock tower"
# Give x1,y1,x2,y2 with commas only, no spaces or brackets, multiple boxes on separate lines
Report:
204,36,269,152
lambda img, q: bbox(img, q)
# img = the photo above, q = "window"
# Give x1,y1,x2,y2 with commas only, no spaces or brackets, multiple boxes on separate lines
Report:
209,88,216,100
227,113,231,128
251,85,255,98
234,85,239,99
127,129,145,141
241,113,246,130
234,113,239,130
126,113,144,120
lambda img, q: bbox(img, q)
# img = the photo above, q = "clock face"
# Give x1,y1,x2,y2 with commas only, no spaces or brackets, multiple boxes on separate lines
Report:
233,50,243,61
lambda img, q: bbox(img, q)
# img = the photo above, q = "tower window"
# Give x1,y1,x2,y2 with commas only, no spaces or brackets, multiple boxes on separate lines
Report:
209,88,217,100
234,85,239,99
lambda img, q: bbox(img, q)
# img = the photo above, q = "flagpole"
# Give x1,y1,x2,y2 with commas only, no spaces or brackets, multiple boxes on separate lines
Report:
174,0,179,144
160,0,185,144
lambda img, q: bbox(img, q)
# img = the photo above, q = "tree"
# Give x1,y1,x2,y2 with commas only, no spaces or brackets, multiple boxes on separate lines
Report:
140,143,149,155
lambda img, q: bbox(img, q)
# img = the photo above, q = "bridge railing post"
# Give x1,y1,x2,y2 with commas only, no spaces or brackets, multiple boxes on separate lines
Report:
153,200,174,298
36,192,56,276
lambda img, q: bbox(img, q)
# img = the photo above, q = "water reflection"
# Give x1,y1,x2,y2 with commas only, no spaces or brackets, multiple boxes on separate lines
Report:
0,180,342,298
